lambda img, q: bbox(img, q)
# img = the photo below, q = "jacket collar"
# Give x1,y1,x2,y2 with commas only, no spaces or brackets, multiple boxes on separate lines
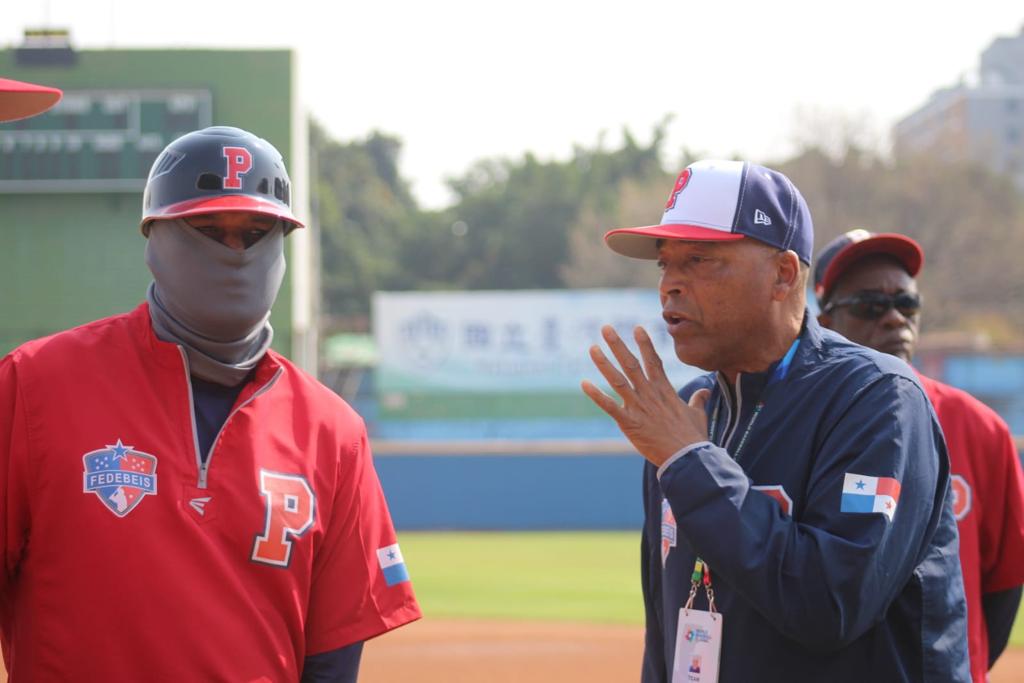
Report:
716,310,815,405
130,301,282,384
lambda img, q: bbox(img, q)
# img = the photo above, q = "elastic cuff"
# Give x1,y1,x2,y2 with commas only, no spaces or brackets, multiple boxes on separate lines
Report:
657,441,714,480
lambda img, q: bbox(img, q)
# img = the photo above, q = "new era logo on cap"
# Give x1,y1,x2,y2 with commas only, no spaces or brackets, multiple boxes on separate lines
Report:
604,159,813,264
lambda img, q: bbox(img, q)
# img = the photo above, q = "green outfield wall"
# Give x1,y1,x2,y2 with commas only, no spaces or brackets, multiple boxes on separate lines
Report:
0,47,298,355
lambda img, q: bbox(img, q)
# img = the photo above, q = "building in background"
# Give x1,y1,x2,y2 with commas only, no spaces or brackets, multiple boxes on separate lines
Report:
894,24,1024,189
893,21,1024,438
0,30,316,371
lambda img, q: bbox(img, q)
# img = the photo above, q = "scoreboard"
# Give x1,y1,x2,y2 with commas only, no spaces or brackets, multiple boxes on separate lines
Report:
0,89,212,192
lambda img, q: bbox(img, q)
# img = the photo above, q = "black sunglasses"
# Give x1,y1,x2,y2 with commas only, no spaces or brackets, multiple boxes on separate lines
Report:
823,291,922,320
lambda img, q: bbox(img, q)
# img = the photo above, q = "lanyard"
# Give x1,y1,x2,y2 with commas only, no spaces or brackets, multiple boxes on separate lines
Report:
685,336,801,613
684,556,718,614
708,336,800,461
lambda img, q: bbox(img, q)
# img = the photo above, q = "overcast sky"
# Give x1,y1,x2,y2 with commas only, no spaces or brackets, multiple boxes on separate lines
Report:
4,1,1023,207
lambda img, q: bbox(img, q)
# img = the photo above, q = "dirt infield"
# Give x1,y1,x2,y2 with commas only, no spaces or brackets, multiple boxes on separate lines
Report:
0,620,1021,680
992,649,1024,682
362,618,1024,683
361,619,644,682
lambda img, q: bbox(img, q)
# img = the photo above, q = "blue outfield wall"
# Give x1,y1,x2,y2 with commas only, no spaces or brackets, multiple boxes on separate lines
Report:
942,356,1024,434
373,448,644,530
373,442,1024,530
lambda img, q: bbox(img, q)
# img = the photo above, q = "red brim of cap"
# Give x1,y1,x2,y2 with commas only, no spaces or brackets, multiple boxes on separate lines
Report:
140,195,305,234
819,233,924,298
0,78,63,122
605,223,744,259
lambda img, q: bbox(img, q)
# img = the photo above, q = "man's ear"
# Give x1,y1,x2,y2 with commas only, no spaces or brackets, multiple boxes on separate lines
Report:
771,250,801,301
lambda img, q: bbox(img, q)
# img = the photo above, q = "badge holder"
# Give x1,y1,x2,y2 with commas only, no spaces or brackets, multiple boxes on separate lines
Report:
671,559,723,683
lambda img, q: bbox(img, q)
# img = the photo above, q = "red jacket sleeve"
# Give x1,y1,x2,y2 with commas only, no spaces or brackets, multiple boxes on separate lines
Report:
304,423,420,654
979,417,1024,594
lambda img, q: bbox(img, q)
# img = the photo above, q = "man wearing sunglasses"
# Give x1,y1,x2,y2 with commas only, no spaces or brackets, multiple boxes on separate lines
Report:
816,229,1024,683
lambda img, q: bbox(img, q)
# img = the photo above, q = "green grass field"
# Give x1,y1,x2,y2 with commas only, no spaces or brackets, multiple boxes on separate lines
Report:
400,531,1024,646
1013,604,1024,648
400,531,643,624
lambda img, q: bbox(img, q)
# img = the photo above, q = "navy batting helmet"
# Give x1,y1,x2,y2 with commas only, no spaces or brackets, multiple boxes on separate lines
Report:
140,126,303,235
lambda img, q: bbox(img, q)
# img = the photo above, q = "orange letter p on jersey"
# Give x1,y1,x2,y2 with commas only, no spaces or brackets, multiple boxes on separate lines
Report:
251,470,315,567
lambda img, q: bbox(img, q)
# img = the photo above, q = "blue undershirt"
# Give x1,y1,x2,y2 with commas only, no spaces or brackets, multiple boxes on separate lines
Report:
190,375,243,464
190,374,363,682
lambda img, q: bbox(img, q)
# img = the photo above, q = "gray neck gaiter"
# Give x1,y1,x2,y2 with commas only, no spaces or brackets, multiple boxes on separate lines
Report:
145,218,286,386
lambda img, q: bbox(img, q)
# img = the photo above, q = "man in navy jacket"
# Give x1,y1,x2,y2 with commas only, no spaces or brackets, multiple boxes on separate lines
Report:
582,160,969,682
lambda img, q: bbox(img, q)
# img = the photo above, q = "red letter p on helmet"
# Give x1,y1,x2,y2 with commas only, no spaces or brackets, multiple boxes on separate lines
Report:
223,146,253,189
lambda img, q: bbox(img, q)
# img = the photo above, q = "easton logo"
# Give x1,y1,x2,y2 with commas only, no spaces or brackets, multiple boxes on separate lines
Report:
189,497,212,516
223,146,253,189
665,168,692,210
753,209,772,226
82,439,158,517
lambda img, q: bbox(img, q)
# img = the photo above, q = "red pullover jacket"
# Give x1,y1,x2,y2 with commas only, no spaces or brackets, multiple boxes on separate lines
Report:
0,304,420,681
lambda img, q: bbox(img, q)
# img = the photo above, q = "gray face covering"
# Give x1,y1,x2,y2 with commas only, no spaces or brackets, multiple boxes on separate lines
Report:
145,218,286,386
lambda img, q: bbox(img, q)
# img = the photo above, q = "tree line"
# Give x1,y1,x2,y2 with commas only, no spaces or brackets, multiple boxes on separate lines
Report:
311,119,1024,346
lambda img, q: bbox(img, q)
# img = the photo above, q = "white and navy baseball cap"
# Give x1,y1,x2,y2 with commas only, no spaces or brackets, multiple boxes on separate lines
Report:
0,77,62,122
604,159,814,264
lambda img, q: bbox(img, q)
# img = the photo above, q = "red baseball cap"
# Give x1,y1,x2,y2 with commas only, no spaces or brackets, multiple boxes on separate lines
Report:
813,229,924,304
0,77,63,122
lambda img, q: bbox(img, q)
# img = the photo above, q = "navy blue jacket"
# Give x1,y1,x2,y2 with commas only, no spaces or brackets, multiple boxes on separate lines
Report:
642,316,969,682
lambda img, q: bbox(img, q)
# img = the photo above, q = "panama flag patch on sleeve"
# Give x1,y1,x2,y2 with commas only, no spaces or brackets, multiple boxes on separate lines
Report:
376,543,410,586
841,473,901,521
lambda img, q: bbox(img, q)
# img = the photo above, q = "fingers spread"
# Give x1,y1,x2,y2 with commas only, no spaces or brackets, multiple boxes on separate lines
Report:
581,380,623,419
601,325,648,389
633,326,674,396
588,344,637,403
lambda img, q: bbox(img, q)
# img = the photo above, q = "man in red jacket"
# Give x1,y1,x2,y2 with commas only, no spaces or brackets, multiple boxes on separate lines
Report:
816,229,1024,683
0,126,420,681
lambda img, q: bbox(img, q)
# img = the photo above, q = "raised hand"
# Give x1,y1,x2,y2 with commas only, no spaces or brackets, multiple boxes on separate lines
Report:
581,325,711,467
